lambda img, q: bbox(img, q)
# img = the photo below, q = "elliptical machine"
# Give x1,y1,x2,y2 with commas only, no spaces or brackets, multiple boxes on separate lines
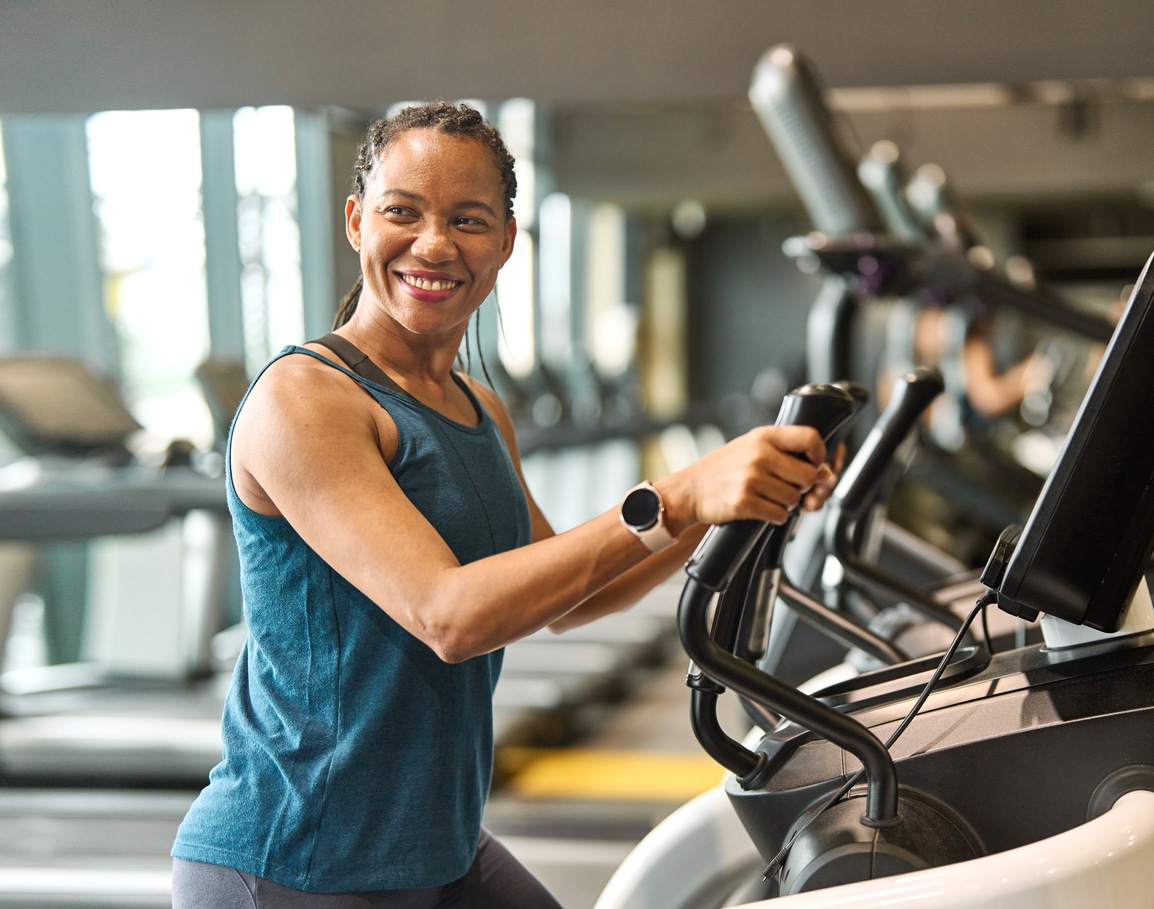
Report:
596,252,1154,908
599,39,1154,909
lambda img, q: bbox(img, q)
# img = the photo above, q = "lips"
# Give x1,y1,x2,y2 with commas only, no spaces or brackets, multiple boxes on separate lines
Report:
399,273,462,293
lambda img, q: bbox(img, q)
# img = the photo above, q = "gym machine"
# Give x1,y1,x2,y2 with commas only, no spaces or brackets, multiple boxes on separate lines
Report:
0,356,231,785
596,254,1154,909
596,42,1154,905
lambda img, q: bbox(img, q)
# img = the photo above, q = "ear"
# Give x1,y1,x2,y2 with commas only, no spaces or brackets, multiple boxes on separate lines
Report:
499,217,517,268
345,195,362,252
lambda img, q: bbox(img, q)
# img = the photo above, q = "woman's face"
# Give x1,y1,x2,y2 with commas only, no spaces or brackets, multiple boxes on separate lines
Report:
346,129,515,345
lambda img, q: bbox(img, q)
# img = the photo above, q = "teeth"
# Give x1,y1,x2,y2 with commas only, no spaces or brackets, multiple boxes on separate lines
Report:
403,275,459,291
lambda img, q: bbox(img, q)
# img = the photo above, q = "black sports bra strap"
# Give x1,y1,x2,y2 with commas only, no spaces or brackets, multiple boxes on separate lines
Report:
308,333,483,425
312,333,405,394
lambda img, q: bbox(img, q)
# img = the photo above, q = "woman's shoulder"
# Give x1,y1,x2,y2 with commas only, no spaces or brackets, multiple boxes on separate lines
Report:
255,345,361,397
231,347,401,512
239,347,388,441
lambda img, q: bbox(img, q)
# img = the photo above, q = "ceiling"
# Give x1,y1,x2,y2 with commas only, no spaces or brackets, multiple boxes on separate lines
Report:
4,1,1154,113
3,0,1154,265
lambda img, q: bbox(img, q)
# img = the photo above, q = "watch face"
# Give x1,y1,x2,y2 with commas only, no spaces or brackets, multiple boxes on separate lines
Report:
622,486,660,530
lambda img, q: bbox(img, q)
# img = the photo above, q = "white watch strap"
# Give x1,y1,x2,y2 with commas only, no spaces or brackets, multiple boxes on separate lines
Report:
621,482,678,553
635,518,677,553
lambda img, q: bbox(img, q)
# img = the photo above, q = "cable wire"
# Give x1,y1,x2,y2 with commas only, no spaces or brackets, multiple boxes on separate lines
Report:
763,591,994,881
981,603,995,656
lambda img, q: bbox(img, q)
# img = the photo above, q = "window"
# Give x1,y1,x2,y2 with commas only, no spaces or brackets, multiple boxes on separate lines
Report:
0,120,15,357
233,106,303,372
86,109,212,448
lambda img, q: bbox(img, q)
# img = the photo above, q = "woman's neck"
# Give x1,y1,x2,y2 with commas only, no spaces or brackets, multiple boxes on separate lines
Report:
337,315,470,413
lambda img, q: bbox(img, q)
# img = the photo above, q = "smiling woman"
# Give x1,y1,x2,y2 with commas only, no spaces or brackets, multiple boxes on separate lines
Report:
343,127,516,361
332,103,518,335
169,101,837,909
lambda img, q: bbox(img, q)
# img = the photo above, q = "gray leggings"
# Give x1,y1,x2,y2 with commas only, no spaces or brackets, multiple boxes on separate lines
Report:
171,830,564,909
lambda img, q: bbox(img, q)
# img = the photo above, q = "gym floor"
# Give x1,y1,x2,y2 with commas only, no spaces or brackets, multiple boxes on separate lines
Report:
487,643,750,909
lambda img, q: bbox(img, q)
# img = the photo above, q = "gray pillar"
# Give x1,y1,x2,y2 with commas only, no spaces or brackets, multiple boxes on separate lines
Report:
199,110,246,359
0,115,111,664
295,109,338,340
1,115,116,370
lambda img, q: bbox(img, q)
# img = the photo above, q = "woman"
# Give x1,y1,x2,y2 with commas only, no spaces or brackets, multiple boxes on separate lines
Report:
171,102,836,907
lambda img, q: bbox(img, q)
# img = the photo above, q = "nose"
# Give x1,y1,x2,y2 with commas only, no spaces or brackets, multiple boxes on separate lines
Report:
411,218,457,264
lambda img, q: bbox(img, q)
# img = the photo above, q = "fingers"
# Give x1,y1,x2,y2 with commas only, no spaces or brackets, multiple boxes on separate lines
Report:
830,441,848,473
767,424,829,467
673,425,837,529
739,427,842,518
802,442,846,511
717,427,826,522
748,470,812,521
803,462,838,512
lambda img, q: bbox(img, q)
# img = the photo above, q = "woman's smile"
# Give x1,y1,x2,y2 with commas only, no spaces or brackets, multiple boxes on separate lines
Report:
397,270,465,301
346,129,516,340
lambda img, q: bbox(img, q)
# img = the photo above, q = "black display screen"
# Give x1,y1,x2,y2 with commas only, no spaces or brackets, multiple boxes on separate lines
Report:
997,253,1154,631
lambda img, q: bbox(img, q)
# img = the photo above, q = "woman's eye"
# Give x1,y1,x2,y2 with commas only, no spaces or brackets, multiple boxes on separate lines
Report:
455,217,487,230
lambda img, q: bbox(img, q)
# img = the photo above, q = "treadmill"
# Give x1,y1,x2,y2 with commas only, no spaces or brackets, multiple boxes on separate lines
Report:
0,354,229,788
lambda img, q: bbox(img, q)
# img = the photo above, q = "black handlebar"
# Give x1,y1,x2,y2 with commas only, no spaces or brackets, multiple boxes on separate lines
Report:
680,383,903,822
685,383,858,592
680,579,900,820
833,367,943,518
825,367,964,630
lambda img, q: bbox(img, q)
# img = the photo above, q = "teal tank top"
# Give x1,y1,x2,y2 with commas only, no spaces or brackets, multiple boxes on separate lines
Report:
172,346,532,891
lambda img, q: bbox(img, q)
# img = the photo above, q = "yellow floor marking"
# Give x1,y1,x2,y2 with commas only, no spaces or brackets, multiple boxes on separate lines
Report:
499,747,727,801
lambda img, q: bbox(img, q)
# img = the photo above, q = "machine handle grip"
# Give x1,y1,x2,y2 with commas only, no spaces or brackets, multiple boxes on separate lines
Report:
685,383,859,591
749,44,882,236
832,367,944,519
856,140,927,243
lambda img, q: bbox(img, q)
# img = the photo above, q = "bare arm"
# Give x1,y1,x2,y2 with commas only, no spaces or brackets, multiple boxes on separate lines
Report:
545,525,708,631
961,335,1048,417
473,380,842,632
232,358,827,663
546,456,840,632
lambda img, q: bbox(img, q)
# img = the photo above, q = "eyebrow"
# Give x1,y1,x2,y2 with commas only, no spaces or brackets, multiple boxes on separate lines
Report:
380,189,499,220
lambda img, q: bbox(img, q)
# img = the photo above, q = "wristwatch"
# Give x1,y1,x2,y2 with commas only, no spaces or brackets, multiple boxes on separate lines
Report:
620,481,678,553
